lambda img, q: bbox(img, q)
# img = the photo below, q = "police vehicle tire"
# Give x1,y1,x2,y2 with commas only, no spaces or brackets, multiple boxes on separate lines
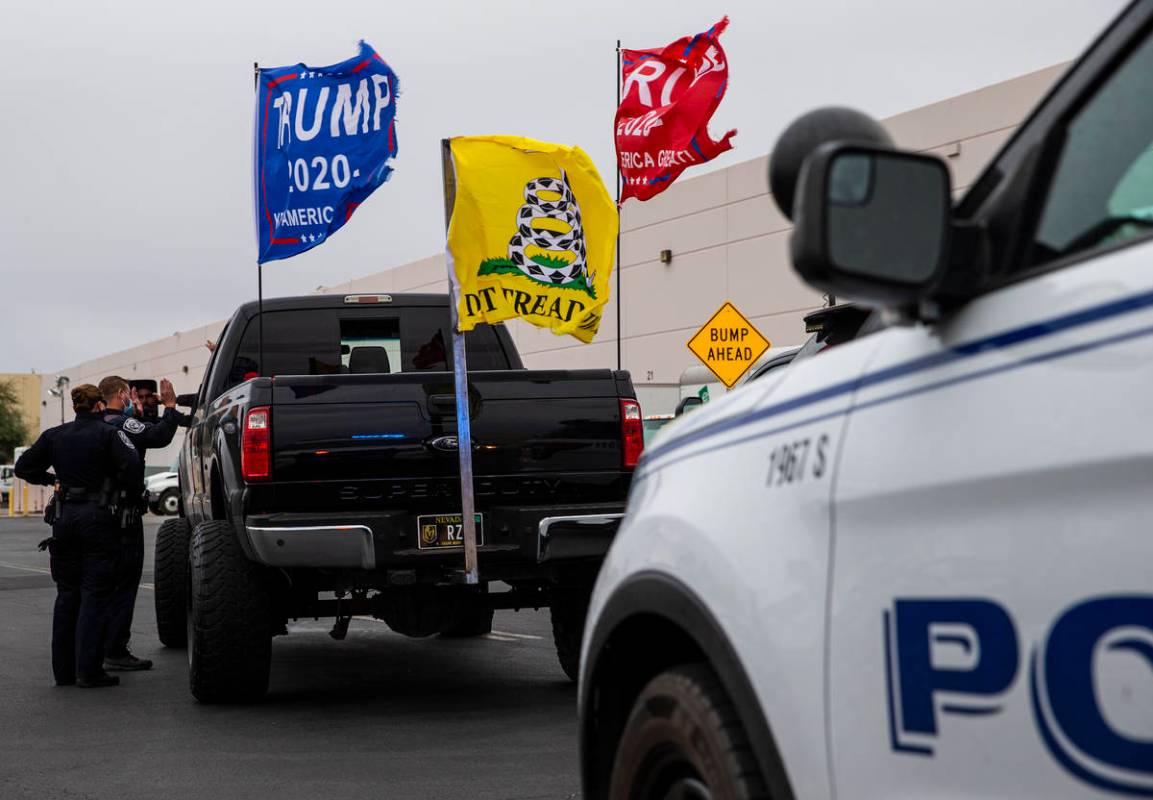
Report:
609,664,769,800
154,517,192,648
550,591,589,682
188,520,272,703
159,488,180,516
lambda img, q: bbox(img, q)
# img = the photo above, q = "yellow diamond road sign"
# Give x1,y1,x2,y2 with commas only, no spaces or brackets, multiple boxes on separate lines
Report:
687,302,771,388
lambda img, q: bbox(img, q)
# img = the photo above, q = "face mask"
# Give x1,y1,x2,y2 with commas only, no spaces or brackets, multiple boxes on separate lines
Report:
122,393,135,416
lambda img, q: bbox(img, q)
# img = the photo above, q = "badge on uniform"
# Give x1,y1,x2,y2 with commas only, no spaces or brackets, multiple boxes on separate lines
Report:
123,418,146,435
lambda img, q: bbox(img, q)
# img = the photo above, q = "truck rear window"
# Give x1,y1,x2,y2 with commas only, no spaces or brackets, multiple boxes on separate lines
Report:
223,308,509,389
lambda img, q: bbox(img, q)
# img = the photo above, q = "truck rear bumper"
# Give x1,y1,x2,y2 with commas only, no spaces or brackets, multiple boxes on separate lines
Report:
246,524,376,569
241,503,624,575
537,514,623,563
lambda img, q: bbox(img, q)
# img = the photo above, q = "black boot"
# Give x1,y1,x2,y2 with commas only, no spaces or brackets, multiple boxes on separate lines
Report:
104,652,153,671
77,673,120,688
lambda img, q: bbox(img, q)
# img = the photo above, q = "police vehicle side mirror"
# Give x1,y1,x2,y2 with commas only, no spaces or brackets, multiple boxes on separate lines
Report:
176,393,199,412
791,144,952,308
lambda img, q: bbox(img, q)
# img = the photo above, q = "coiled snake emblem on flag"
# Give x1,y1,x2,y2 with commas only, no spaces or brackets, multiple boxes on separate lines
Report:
507,174,589,287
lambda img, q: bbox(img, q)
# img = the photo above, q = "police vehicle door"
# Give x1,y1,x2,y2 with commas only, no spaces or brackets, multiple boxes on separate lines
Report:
828,11,1153,798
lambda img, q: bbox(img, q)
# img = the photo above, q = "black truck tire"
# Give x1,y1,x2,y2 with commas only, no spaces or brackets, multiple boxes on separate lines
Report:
188,520,272,703
608,664,769,800
154,517,192,648
550,590,590,682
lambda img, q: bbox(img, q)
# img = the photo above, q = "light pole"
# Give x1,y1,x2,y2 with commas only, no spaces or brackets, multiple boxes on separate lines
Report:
47,375,70,424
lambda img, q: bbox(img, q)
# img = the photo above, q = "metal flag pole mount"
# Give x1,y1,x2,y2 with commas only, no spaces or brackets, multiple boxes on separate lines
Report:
615,39,623,372
254,61,265,377
440,138,479,585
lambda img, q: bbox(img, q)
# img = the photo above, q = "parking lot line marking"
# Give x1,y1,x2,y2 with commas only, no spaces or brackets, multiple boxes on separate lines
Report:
483,633,518,642
491,630,543,640
0,561,52,576
0,560,156,589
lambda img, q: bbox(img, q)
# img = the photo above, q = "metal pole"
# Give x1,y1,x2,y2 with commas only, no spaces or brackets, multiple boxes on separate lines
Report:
258,262,265,376
255,61,266,377
615,39,623,372
441,139,479,584
55,376,69,424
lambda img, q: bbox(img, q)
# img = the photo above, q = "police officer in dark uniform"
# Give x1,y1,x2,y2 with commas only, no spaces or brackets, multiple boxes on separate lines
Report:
97,375,180,671
14,384,143,688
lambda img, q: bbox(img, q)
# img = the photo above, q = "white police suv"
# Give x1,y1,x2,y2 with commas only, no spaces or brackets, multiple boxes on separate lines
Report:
579,3,1153,798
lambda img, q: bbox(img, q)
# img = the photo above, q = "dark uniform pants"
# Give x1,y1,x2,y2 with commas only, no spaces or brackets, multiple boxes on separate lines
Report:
49,504,122,683
106,517,143,658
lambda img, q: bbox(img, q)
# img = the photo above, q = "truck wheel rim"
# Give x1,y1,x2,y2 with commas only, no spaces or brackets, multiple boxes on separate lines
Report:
662,778,710,800
633,748,712,800
163,495,179,514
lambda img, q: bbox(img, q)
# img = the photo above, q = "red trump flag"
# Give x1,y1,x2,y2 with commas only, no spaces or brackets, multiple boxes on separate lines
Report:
616,18,737,203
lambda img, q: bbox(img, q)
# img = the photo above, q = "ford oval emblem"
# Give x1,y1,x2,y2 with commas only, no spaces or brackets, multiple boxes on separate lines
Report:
429,436,459,452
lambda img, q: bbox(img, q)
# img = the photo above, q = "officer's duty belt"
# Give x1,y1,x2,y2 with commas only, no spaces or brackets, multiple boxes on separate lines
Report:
59,488,103,503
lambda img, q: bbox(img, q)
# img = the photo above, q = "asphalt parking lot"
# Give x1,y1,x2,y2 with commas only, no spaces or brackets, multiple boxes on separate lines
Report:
0,515,580,800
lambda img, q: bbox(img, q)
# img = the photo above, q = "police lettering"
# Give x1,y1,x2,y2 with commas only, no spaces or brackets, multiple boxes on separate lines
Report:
886,594,1153,795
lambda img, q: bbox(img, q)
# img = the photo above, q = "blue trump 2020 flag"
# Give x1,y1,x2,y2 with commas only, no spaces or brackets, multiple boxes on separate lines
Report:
254,42,399,263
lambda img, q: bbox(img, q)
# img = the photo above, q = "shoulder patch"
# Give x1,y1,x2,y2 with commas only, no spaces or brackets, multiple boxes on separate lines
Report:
123,417,146,434
118,431,137,451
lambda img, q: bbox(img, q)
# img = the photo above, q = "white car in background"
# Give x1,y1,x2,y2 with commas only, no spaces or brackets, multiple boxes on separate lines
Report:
146,467,180,516
579,3,1153,797
0,465,13,506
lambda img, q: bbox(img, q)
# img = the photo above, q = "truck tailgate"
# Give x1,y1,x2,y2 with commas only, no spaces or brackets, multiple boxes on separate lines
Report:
268,369,629,488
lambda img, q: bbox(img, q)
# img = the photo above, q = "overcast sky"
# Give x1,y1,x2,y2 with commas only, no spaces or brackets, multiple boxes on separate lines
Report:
0,0,1127,373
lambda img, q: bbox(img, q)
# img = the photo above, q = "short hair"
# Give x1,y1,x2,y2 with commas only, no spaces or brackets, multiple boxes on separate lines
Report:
98,375,130,402
71,384,103,413
129,379,157,393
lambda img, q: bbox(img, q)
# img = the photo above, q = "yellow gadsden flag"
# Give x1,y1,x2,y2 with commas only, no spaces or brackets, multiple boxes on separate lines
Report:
447,136,618,343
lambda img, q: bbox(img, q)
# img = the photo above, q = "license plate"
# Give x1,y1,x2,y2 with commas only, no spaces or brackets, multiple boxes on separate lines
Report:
417,513,484,550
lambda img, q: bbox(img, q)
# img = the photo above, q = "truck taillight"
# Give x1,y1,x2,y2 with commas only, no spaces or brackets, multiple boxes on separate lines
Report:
242,406,271,482
621,398,644,469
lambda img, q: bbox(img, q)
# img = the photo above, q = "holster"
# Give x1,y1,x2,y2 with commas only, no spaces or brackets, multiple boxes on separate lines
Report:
43,493,60,526
115,490,143,529
118,506,141,529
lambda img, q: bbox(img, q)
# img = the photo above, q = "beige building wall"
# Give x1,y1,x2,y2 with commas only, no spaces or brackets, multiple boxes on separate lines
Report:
0,373,44,452
40,63,1068,467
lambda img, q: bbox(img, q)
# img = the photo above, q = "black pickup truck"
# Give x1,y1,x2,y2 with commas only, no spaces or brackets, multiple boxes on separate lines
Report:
156,293,642,702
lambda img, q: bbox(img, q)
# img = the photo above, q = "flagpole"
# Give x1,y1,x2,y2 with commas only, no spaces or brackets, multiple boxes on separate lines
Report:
440,138,479,585
254,61,265,377
615,39,622,372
